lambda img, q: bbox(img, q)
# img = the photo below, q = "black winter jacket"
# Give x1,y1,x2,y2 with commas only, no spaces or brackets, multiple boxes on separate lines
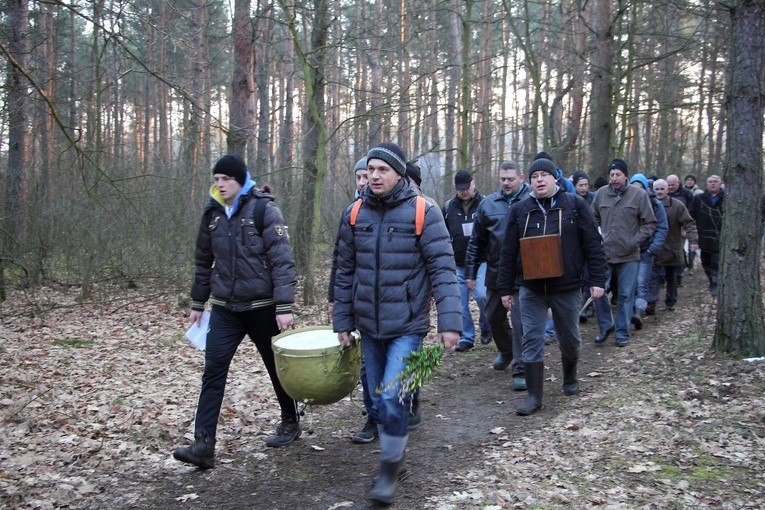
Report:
191,186,297,314
497,189,608,296
442,192,484,266
465,183,531,288
689,190,724,253
332,178,462,340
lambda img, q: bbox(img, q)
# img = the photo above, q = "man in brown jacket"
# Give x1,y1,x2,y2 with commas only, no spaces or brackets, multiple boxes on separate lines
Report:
591,158,657,347
652,179,698,311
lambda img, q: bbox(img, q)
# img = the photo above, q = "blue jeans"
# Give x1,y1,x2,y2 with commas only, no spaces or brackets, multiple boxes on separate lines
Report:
594,261,639,341
361,334,423,437
195,305,299,437
518,288,582,363
545,319,555,338
456,263,489,344
634,250,659,310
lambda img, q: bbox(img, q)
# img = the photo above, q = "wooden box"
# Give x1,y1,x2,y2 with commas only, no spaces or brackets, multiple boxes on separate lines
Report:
519,234,564,280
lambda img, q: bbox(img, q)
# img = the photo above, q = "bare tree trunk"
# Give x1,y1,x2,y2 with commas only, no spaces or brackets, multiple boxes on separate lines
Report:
279,0,330,304
158,0,172,170
2,0,30,301
184,0,207,198
588,0,614,178
277,21,295,196
255,1,272,177
444,0,461,189
229,0,254,158
713,0,765,355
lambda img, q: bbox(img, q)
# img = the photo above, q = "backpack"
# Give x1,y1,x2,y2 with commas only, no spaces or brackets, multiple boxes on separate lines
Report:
251,197,269,234
350,195,427,236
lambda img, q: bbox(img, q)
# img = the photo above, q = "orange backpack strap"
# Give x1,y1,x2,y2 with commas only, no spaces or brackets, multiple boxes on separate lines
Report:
351,196,425,236
414,196,426,236
349,198,363,227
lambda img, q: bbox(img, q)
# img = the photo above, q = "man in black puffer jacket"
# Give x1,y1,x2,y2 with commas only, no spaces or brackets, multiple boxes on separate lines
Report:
498,158,608,416
173,155,300,470
333,142,461,504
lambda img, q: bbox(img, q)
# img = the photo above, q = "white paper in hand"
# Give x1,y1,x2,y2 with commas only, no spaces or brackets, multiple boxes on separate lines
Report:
185,311,210,351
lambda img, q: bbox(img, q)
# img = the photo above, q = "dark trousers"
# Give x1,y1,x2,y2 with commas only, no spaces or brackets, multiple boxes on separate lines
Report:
700,250,720,291
486,287,523,377
663,265,680,308
194,305,299,437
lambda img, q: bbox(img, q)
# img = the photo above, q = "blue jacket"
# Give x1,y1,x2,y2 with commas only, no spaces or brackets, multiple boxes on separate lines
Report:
629,174,668,254
332,178,462,340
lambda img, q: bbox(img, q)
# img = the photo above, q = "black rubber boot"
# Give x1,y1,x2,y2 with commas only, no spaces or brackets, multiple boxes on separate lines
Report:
367,458,407,504
631,307,644,330
561,357,580,395
173,432,215,469
516,362,544,416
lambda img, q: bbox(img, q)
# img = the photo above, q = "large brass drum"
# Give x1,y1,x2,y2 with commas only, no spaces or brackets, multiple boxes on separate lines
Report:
272,326,361,405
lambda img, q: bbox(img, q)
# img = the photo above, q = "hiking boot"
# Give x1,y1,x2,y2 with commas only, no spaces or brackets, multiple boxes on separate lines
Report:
172,432,215,469
479,331,493,345
352,418,379,444
512,375,527,391
645,303,656,316
266,417,301,447
615,338,629,348
492,353,512,371
595,327,613,344
454,341,474,352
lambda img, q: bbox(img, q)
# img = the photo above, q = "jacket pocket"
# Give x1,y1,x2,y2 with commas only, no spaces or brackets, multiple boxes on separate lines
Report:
404,281,416,322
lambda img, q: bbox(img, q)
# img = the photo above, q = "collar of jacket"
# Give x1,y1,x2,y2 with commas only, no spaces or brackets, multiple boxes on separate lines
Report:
607,183,628,197
363,177,415,208
501,182,529,203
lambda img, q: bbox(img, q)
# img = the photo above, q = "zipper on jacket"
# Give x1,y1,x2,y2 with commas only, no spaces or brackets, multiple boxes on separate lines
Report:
227,214,237,301
374,209,385,337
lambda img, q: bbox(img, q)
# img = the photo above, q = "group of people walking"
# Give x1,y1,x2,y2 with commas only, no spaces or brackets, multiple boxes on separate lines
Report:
170,147,724,505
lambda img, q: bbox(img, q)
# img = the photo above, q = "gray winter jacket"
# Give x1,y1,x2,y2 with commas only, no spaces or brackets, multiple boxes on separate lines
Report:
332,179,462,340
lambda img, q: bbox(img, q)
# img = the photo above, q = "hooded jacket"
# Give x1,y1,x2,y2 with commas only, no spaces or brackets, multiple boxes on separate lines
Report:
629,174,669,254
191,177,297,314
332,178,462,340
497,188,608,296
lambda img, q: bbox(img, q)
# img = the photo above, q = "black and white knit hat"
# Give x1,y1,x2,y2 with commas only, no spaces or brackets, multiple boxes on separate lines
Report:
366,142,407,177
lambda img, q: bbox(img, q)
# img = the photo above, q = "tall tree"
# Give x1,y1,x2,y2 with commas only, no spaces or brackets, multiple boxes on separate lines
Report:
229,0,254,157
713,0,765,355
588,0,614,177
1,0,30,301
279,0,330,304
